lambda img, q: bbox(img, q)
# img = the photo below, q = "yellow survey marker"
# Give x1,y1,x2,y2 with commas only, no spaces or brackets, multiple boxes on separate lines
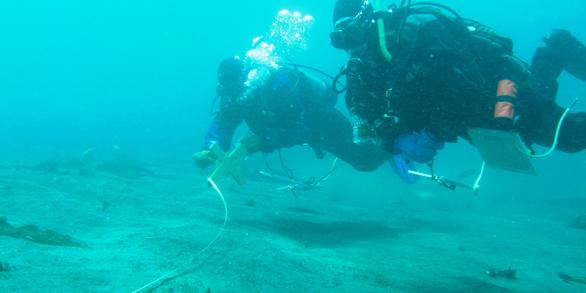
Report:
208,142,249,185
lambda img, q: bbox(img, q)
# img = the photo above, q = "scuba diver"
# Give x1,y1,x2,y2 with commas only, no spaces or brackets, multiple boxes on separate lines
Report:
192,56,389,173
193,9,389,176
330,0,586,183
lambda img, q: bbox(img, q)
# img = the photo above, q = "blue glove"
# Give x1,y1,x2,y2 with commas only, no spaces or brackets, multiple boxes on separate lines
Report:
389,153,418,184
393,130,444,163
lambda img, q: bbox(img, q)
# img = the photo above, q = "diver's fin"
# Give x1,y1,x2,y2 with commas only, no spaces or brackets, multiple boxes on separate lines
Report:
208,142,249,185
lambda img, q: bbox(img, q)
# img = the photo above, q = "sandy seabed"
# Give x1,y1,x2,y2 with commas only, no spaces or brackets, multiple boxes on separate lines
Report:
0,162,585,293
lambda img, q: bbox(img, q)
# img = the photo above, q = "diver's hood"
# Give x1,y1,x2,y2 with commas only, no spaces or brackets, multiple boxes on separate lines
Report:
330,0,375,51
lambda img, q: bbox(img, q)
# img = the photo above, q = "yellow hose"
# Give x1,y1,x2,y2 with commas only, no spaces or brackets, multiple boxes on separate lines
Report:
374,0,393,62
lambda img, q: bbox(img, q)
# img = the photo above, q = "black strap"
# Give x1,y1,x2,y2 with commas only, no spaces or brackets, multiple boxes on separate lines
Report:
495,95,515,104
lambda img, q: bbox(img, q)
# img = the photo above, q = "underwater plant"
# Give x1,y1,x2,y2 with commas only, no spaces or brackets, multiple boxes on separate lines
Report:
571,215,586,230
0,261,10,272
0,217,86,248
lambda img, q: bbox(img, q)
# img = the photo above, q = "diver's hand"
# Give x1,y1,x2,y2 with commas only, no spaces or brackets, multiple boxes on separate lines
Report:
389,153,418,184
394,130,444,163
193,148,216,169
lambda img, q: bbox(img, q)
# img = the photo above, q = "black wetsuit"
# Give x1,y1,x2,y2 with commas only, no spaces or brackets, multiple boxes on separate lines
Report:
344,6,586,153
204,67,389,171
519,30,586,153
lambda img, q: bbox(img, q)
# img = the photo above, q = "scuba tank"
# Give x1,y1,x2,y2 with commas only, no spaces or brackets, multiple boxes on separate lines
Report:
260,66,338,112
301,68,338,107
333,1,516,65
462,18,513,56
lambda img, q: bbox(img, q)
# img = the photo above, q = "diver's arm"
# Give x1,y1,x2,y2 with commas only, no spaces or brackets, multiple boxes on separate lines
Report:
319,108,389,172
194,109,243,169
203,110,243,151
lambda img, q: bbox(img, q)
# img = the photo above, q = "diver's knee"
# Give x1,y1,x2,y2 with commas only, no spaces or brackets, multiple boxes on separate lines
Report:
556,112,586,153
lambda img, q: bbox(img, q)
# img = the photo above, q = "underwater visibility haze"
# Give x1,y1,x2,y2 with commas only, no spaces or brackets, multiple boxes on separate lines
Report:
0,0,585,292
